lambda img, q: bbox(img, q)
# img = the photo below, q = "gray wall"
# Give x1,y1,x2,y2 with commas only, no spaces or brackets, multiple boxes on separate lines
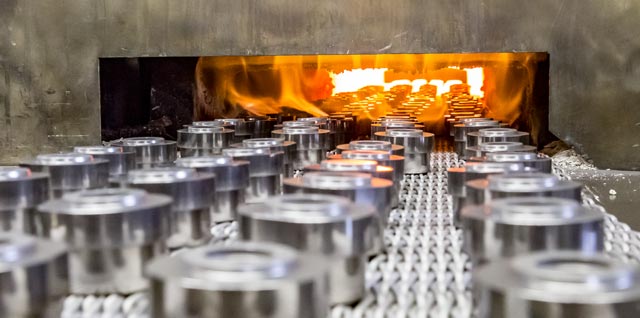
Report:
1,0,639,169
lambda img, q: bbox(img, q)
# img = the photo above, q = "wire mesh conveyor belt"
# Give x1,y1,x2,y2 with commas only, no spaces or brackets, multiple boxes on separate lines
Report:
60,146,640,318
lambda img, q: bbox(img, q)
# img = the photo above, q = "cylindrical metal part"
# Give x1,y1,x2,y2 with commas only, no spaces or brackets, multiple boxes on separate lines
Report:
453,119,499,141
465,141,537,159
215,118,255,143
239,194,379,304
146,242,329,318
272,126,330,170
177,126,234,156
222,148,283,203
334,149,405,182
110,137,177,168
234,138,297,178
370,120,424,138
465,172,583,206
175,156,249,223
337,140,405,157
448,117,492,137
125,168,215,249
244,116,277,138
0,232,68,317
462,197,603,265
297,117,337,150
469,151,553,173
74,145,136,180
374,129,434,174
37,188,172,294
0,166,49,233
21,153,109,198
473,251,640,318
466,128,530,148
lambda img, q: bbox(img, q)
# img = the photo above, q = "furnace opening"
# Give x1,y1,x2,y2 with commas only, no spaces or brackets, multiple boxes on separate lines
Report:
99,53,551,146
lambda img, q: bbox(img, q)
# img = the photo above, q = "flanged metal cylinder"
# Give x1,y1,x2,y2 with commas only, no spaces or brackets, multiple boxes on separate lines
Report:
371,120,424,138
283,172,392,233
146,242,329,318
74,145,136,180
462,197,603,265
448,117,493,136
272,126,330,170
465,172,583,206
223,148,284,203
447,162,527,224
374,129,434,174
465,141,537,159
177,126,234,156
239,194,379,304
329,114,355,145
466,128,530,148
474,251,640,318
21,153,109,198
332,149,405,183
215,118,256,142
125,168,215,249
175,156,249,223
453,120,501,156
37,188,172,294
297,117,337,150
244,116,277,138
0,166,49,233
110,137,177,168
0,232,68,317
337,140,405,157
235,138,297,178
469,151,553,173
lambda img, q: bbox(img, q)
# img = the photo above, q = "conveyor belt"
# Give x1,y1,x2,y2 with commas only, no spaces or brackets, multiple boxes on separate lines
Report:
60,147,640,317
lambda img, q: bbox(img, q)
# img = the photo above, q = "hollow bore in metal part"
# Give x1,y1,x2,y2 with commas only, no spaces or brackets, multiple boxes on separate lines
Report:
192,121,225,127
128,167,198,183
321,159,377,172
478,128,517,137
263,194,351,218
342,150,391,161
175,155,234,167
479,142,524,152
489,197,582,221
0,233,37,262
302,172,372,188
0,166,32,180
122,137,165,146
465,162,524,174
283,121,315,128
62,188,147,210
223,148,270,157
466,120,499,127
243,138,284,147
35,153,94,165
387,129,423,137
187,126,224,133
487,152,539,162
283,126,319,134
74,146,124,154
349,140,392,150
488,173,559,191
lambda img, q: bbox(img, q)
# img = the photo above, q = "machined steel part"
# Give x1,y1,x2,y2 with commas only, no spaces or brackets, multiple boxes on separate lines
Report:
234,137,297,178
176,125,234,156
329,114,356,145
0,166,49,233
145,242,329,318
474,251,640,317
453,120,501,156
468,151,553,173
37,188,172,294
304,159,398,207
74,146,136,180
175,156,250,223
448,117,492,137
461,197,604,264
21,153,109,198
0,232,68,317
272,126,330,169
214,118,255,142
374,129,434,174
222,147,284,203
244,116,277,138
465,172,583,207
466,127,530,148
370,120,424,138
465,141,537,159
110,137,177,168
337,140,405,157
239,194,380,305
330,149,405,193
59,147,640,317
447,162,528,223
125,168,215,249
297,116,338,150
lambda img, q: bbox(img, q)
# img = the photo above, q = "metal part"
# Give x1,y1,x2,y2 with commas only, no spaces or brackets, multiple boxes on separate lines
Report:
74,145,136,180
297,116,338,150
374,129,434,174
222,147,284,203
329,114,356,145
337,140,405,157
233,138,297,177
37,188,172,294
272,126,330,170
371,121,424,138
238,194,379,304
175,156,250,223
145,242,329,318
466,127,530,148
465,141,537,159
244,116,277,138
447,162,527,223
0,166,49,233
474,251,640,317
453,120,501,156
110,137,177,168
21,153,109,198
465,172,583,206
468,151,553,173
332,148,405,183
0,232,68,317
176,125,234,156
462,197,604,264
125,168,215,249
214,118,255,143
